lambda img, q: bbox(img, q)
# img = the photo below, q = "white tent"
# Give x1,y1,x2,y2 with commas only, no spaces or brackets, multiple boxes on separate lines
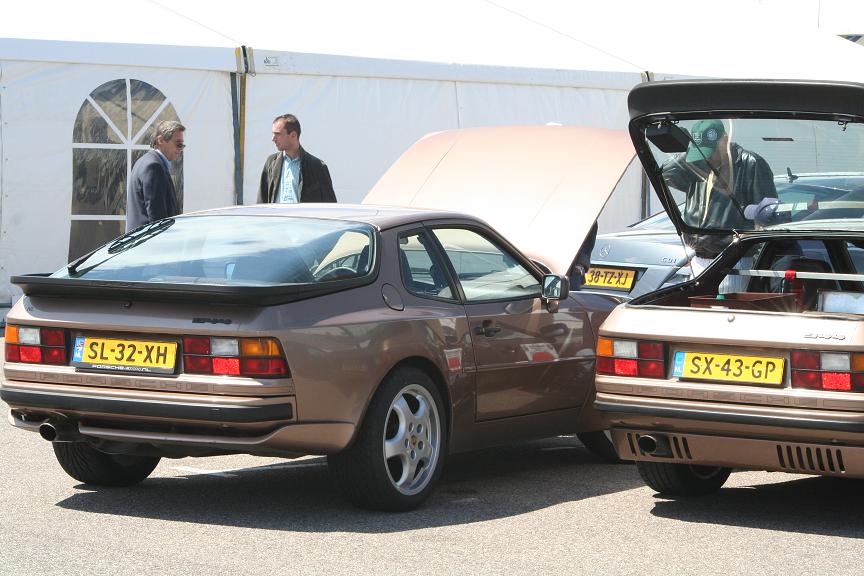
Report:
1,0,863,314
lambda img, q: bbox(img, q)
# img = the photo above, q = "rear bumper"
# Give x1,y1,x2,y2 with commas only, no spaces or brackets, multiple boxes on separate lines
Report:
610,428,860,477
595,392,864,433
597,391,864,477
1,387,294,422
1,380,354,455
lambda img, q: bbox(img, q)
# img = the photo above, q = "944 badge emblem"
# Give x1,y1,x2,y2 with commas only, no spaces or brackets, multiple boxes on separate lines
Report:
804,332,847,341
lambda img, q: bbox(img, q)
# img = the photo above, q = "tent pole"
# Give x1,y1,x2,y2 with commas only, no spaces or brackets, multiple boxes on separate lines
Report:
231,46,249,205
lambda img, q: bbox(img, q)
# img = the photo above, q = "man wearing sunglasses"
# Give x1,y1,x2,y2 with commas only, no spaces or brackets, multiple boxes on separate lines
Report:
126,120,185,231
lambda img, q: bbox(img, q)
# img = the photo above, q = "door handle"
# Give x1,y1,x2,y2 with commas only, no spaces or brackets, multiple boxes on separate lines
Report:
473,320,501,337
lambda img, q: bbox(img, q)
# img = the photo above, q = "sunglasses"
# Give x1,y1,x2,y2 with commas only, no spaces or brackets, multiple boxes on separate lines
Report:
175,141,186,150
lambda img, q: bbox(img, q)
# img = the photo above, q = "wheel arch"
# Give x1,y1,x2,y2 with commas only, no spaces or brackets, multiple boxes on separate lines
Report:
353,356,452,449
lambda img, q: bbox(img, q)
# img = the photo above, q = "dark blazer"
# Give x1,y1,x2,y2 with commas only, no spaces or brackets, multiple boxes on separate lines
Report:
258,146,336,204
126,150,179,231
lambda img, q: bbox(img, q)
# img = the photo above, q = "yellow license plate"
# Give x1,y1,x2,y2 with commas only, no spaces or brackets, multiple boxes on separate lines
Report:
584,267,636,289
672,351,784,386
72,336,178,374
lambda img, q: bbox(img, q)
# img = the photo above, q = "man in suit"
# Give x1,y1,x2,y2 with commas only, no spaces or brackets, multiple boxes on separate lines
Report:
126,120,184,231
258,114,336,204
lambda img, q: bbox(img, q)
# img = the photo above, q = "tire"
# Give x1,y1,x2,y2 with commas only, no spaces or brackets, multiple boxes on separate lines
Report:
52,442,160,487
636,460,731,496
329,366,447,511
577,430,622,463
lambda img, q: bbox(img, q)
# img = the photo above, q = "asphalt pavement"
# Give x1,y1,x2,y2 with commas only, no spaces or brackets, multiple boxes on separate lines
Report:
2,338,864,574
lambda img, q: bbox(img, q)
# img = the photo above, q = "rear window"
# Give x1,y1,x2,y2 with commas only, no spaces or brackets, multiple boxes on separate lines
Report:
53,215,376,286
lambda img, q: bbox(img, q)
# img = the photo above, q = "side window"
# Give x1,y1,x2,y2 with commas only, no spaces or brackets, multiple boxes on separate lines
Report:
71,79,184,261
398,232,455,301
431,228,540,302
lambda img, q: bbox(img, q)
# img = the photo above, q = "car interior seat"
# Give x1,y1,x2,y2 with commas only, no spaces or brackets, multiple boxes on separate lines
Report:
771,255,835,311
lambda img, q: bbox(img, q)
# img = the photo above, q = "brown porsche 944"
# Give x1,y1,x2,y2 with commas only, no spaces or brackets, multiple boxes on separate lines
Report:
597,79,864,496
2,202,619,511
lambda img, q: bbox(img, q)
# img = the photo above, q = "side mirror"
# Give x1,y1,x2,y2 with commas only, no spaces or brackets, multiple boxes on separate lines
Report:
542,274,570,300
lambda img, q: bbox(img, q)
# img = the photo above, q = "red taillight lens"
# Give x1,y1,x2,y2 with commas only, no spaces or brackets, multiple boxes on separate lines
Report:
613,359,638,376
638,360,665,378
638,342,664,360
182,336,289,378
596,338,665,379
822,372,851,391
5,343,20,362
240,358,288,376
596,357,614,375
212,357,241,376
183,337,211,355
4,325,67,365
792,349,864,392
791,351,820,370
792,370,820,389
19,345,42,363
184,355,213,374
43,348,67,365
40,328,65,347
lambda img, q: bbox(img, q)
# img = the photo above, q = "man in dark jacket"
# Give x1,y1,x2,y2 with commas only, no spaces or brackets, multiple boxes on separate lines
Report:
258,114,336,204
126,120,184,231
662,119,777,258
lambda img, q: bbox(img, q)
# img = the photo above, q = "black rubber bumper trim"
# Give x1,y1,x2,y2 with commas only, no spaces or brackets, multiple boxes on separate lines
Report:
0,389,293,423
595,400,864,433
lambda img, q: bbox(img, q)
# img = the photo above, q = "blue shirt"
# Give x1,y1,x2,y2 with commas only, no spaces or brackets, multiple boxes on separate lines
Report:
279,153,301,203
153,149,172,171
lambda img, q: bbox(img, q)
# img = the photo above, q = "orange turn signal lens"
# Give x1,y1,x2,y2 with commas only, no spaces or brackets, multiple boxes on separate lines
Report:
852,353,864,372
239,338,281,357
597,337,613,357
4,325,18,344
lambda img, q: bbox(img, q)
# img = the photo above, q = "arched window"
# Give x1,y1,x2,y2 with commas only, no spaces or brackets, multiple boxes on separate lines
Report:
70,79,183,260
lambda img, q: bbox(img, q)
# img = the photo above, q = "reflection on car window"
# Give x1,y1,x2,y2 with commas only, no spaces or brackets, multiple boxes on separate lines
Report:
431,228,540,302
52,215,375,286
398,233,454,300
647,117,864,232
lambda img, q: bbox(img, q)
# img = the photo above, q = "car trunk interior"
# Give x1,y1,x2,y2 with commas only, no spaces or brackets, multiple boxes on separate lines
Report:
630,233,864,316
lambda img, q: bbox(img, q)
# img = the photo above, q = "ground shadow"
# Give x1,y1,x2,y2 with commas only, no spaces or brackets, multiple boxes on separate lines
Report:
650,473,864,538
56,435,642,533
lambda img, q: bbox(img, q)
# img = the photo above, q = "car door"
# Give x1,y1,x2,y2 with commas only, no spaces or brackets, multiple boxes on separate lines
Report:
428,225,592,421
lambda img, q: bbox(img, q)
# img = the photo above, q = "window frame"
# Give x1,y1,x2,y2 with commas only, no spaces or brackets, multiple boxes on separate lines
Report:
424,223,545,304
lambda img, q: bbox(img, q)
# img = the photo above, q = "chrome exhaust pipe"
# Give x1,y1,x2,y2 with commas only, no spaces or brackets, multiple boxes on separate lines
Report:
637,434,672,457
39,421,80,442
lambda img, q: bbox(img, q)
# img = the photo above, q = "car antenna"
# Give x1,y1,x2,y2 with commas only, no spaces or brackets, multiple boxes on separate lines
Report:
786,167,799,183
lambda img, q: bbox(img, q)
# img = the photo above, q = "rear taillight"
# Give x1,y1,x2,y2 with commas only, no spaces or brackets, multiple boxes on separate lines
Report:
791,350,864,392
182,336,289,378
596,336,666,378
4,325,67,365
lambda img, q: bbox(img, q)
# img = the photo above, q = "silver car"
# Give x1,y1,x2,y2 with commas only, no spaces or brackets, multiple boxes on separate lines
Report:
586,173,864,298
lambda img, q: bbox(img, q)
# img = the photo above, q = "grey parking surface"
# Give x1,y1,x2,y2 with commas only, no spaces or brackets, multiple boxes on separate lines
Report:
0,339,860,575
2,421,864,576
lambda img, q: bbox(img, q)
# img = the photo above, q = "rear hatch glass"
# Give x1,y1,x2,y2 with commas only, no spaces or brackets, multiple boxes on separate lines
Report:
55,215,376,286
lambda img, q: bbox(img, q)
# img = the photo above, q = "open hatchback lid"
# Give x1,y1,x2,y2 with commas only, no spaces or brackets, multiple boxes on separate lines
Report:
363,125,635,275
629,80,864,244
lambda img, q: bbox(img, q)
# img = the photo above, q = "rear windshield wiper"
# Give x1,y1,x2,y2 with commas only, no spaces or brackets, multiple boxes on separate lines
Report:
67,218,175,276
